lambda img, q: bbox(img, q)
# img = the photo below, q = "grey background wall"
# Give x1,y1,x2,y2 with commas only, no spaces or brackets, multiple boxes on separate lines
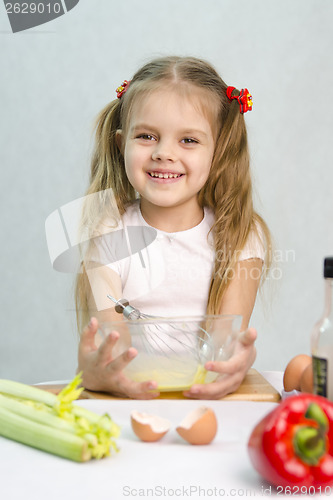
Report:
1,0,332,383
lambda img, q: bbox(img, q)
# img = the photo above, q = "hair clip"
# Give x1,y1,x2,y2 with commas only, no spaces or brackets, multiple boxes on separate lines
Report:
116,80,130,99
226,86,253,114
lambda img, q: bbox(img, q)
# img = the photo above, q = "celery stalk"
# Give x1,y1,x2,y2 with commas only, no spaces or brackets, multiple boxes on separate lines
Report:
0,374,120,461
0,394,77,434
0,406,91,462
0,379,57,406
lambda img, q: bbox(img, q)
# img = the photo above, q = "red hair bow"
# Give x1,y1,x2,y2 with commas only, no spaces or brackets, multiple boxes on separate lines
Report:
116,80,130,99
226,86,253,114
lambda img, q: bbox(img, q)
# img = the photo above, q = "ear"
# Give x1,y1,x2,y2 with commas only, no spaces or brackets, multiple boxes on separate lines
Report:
116,130,123,153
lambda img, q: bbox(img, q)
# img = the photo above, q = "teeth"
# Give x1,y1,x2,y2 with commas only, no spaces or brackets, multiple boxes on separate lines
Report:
149,172,181,179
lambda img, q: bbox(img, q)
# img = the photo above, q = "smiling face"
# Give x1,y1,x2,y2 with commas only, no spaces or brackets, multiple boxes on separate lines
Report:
118,87,217,228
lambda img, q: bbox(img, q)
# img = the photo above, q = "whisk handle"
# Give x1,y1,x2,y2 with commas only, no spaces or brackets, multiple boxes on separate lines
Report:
115,299,129,314
106,294,141,320
122,305,141,320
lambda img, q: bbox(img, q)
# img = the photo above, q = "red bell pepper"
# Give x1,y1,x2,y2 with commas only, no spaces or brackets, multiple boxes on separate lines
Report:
248,394,333,490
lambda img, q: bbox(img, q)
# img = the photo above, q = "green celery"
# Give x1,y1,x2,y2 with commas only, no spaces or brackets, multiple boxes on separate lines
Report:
0,394,77,434
0,405,90,462
0,373,120,461
0,379,58,406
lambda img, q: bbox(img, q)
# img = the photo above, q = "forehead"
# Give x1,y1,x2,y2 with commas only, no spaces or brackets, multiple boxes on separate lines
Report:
127,86,220,135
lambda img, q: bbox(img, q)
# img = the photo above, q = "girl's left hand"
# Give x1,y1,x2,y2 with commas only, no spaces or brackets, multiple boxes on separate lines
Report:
183,328,257,400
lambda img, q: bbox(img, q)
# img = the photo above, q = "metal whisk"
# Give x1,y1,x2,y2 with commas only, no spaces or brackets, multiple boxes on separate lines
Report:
107,295,148,320
106,294,213,361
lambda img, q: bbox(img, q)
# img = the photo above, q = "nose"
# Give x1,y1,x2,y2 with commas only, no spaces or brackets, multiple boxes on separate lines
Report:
151,140,176,162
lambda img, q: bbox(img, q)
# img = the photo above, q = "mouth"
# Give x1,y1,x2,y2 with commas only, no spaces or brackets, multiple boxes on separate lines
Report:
147,171,184,179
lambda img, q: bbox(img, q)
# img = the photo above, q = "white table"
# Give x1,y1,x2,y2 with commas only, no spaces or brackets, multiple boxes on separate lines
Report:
0,372,326,499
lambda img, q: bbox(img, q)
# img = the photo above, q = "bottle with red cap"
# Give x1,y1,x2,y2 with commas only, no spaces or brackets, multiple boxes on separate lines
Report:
311,257,333,401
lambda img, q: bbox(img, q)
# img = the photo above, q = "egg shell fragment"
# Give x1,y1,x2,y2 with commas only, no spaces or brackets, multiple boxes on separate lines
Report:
131,411,171,442
283,354,312,392
176,406,217,445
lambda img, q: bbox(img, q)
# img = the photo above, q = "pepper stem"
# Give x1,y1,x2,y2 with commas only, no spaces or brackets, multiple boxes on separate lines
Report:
294,403,328,465
294,426,326,465
305,403,329,431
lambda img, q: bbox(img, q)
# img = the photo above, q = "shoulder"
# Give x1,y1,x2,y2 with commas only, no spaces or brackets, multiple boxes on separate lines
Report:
85,200,141,262
122,199,141,225
203,206,215,228
238,220,266,262
101,199,141,230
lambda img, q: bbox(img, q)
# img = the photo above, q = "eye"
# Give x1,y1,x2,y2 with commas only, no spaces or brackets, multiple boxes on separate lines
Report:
136,133,156,141
181,137,199,144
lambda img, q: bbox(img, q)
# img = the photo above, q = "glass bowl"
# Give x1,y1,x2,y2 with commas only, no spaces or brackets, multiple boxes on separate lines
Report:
99,314,242,392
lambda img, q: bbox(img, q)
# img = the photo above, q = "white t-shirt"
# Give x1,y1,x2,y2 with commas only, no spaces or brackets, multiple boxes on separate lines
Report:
91,200,265,317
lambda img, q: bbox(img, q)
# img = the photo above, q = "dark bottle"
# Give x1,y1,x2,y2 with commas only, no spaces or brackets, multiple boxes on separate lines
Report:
311,257,333,400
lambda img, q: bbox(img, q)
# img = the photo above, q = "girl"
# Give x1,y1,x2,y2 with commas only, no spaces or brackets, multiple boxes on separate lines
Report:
76,56,272,399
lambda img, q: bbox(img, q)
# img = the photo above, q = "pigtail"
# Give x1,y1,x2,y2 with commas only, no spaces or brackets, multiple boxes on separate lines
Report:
75,98,135,333
88,99,135,214
200,94,271,315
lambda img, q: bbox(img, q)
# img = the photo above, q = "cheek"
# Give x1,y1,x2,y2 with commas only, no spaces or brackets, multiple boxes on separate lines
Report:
193,155,213,191
197,169,211,190
124,146,144,185
123,145,136,173
197,153,213,181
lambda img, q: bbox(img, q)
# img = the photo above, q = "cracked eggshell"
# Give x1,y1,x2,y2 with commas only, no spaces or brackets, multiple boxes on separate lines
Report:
130,411,171,442
176,406,217,445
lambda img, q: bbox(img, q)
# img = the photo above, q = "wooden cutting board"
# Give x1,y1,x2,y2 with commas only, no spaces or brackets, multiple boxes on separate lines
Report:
38,369,280,402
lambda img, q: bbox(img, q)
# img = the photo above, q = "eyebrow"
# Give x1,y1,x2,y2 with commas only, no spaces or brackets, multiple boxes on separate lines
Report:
182,129,209,138
130,123,157,133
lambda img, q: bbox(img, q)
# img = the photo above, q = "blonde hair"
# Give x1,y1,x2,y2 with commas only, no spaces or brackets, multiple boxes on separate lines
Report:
75,55,272,329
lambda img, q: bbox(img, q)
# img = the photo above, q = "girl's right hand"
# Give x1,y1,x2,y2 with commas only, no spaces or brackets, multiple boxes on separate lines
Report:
77,317,160,399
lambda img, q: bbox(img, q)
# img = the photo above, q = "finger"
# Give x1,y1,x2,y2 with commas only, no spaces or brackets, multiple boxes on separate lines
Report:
105,344,138,372
205,356,242,375
103,349,160,398
205,344,256,375
96,330,122,365
126,380,160,400
184,373,243,400
79,317,99,354
205,338,257,374
238,327,257,346
110,375,160,399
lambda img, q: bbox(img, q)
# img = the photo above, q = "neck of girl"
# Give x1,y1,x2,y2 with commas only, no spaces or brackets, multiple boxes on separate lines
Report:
139,199,205,233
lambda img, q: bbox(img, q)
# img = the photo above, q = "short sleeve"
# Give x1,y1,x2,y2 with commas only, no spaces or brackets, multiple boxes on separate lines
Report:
237,224,265,262
82,218,125,274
